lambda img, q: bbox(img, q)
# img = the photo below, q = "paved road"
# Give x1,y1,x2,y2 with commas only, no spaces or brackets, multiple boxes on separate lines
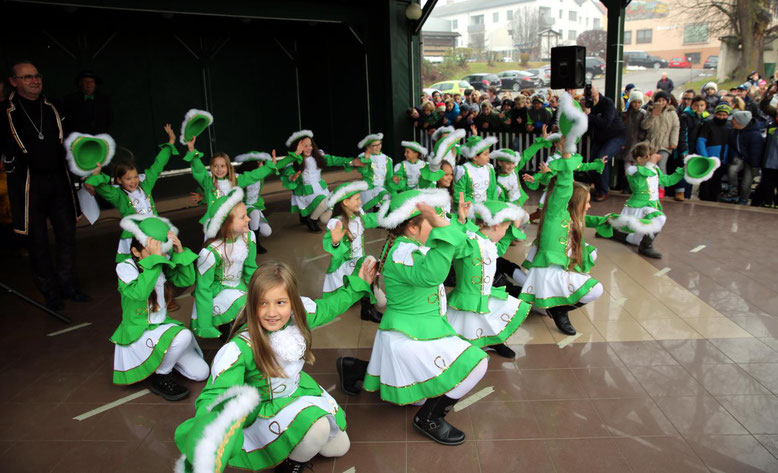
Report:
592,67,714,99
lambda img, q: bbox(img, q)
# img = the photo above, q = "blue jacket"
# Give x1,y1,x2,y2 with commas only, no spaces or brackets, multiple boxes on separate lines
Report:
763,127,778,170
727,119,765,168
444,103,460,125
696,118,730,163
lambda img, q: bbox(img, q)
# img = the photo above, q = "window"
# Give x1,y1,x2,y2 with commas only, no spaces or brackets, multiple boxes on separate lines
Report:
471,14,484,24
683,23,709,44
568,30,577,41
507,10,513,20
559,9,563,19
685,52,701,64
636,29,652,44
569,11,577,21
593,18,601,29
493,12,499,22
559,29,564,38
624,30,632,44
453,19,458,29
586,18,589,27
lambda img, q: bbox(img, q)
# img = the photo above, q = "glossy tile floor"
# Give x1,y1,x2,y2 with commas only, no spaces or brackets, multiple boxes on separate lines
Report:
2,188,778,473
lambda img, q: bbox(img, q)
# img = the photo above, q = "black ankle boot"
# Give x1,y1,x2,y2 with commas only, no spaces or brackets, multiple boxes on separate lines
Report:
150,373,189,401
299,213,306,224
638,234,662,259
547,305,577,335
305,217,321,233
274,458,313,473
413,395,466,445
611,229,630,244
487,343,516,358
336,357,368,395
360,297,382,323
257,240,268,254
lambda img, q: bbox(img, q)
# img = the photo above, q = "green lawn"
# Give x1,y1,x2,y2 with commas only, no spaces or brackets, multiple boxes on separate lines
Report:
682,77,740,94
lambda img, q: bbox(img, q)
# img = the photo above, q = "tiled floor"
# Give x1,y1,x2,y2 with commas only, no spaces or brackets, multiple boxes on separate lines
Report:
2,188,778,473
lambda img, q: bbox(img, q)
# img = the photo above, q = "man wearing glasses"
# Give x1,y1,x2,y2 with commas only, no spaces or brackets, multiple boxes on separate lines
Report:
1,60,88,309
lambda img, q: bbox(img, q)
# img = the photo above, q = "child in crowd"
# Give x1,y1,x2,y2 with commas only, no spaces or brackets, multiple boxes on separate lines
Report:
175,260,377,473
113,215,208,400
697,103,731,201
723,111,764,205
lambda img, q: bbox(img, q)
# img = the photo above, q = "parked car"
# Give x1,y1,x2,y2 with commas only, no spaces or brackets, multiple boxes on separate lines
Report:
461,73,502,92
623,51,669,69
585,56,606,80
497,70,540,91
703,56,718,69
422,87,440,98
669,58,692,68
525,68,551,86
428,80,473,96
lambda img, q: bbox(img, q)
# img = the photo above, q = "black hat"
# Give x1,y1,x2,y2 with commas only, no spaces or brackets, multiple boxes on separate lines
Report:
74,70,102,86
653,90,670,102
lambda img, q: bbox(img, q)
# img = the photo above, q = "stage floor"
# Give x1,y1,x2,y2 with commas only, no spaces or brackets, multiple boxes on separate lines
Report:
2,191,778,473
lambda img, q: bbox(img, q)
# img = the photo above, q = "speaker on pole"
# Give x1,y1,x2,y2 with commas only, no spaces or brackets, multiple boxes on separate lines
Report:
550,45,586,89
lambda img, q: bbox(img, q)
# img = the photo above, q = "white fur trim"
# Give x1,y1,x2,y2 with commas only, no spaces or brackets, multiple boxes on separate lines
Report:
119,214,178,254
683,155,721,185
234,152,272,162
546,132,562,143
608,214,664,237
432,129,466,168
174,455,187,473
327,181,369,208
64,132,116,177
377,189,451,229
401,141,428,157
358,133,384,150
626,165,638,176
179,109,214,145
472,202,528,227
491,150,519,164
557,92,588,154
432,126,455,142
461,136,498,159
285,129,314,149
204,188,245,239
193,385,261,473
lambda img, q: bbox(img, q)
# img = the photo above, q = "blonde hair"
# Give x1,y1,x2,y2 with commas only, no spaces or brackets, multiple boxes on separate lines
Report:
421,101,435,113
210,152,236,188
230,262,315,379
204,203,244,268
535,181,590,271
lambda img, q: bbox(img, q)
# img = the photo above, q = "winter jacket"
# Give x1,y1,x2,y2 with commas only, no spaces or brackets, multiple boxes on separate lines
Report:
656,78,675,94
621,107,647,153
703,93,720,115
526,107,553,134
588,94,626,144
474,110,503,132
640,104,680,152
763,127,778,169
696,118,730,163
444,103,461,126
678,107,709,157
727,119,765,168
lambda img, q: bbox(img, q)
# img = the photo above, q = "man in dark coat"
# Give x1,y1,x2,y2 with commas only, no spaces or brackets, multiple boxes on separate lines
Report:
656,72,674,94
63,70,113,135
0,60,88,309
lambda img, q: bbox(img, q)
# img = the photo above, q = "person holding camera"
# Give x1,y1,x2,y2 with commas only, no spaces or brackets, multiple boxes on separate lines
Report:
583,85,626,201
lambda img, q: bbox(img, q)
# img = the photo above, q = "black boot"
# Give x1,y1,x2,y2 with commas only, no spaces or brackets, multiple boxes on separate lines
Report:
257,239,268,254
360,297,382,323
547,305,577,335
274,459,313,473
63,288,90,302
299,213,306,224
150,372,189,401
492,273,521,298
638,234,662,259
611,229,630,244
336,357,368,395
487,343,516,358
305,217,321,233
413,395,466,445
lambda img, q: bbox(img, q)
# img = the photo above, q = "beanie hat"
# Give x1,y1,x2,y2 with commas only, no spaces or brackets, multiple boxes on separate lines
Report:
653,90,670,103
714,103,732,115
704,82,718,93
731,110,752,127
628,90,644,104
625,83,635,92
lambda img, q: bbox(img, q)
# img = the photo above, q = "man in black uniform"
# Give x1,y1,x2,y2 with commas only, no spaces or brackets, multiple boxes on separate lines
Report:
63,70,113,135
1,60,88,309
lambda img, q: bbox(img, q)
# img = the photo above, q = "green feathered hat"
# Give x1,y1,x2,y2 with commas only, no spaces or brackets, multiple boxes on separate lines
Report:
179,109,214,145
285,129,313,148
234,151,272,162
358,133,384,150
553,92,588,153
119,214,178,254
431,126,455,142
400,141,428,158
471,200,529,226
429,128,466,171
377,189,451,229
64,132,116,177
683,155,721,185
460,135,498,159
204,188,245,239
491,148,519,164
326,181,369,208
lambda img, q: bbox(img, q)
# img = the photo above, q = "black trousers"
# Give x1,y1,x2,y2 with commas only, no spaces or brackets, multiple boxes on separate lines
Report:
753,168,778,206
698,166,725,202
27,174,77,300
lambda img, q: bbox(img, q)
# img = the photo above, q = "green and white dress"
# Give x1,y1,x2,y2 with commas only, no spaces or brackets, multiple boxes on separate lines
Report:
525,151,604,210
392,159,427,192
432,137,460,168
363,225,488,405
322,212,379,295
495,138,553,208
610,162,685,243
85,143,181,261
453,162,499,208
191,231,258,338
111,250,201,385
446,223,531,347
352,152,396,209
174,276,371,472
279,153,353,216
519,154,602,309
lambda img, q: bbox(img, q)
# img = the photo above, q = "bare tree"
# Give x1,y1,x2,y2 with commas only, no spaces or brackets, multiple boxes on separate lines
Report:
678,0,778,79
510,7,541,60
577,30,607,58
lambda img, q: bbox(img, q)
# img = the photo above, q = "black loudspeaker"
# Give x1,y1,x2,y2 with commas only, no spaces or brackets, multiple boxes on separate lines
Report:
550,46,586,89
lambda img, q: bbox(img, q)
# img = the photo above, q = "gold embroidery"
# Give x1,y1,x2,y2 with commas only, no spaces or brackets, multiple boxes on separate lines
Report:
433,355,447,370
268,421,282,436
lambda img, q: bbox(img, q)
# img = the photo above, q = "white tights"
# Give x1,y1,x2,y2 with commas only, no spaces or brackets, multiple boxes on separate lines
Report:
446,358,488,399
288,418,350,463
249,210,272,237
578,282,604,305
155,330,209,381
310,200,332,223
625,214,666,245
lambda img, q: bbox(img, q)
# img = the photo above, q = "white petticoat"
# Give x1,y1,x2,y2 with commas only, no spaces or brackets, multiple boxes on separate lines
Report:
446,295,522,345
322,257,360,294
521,263,597,307
113,324,202,372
